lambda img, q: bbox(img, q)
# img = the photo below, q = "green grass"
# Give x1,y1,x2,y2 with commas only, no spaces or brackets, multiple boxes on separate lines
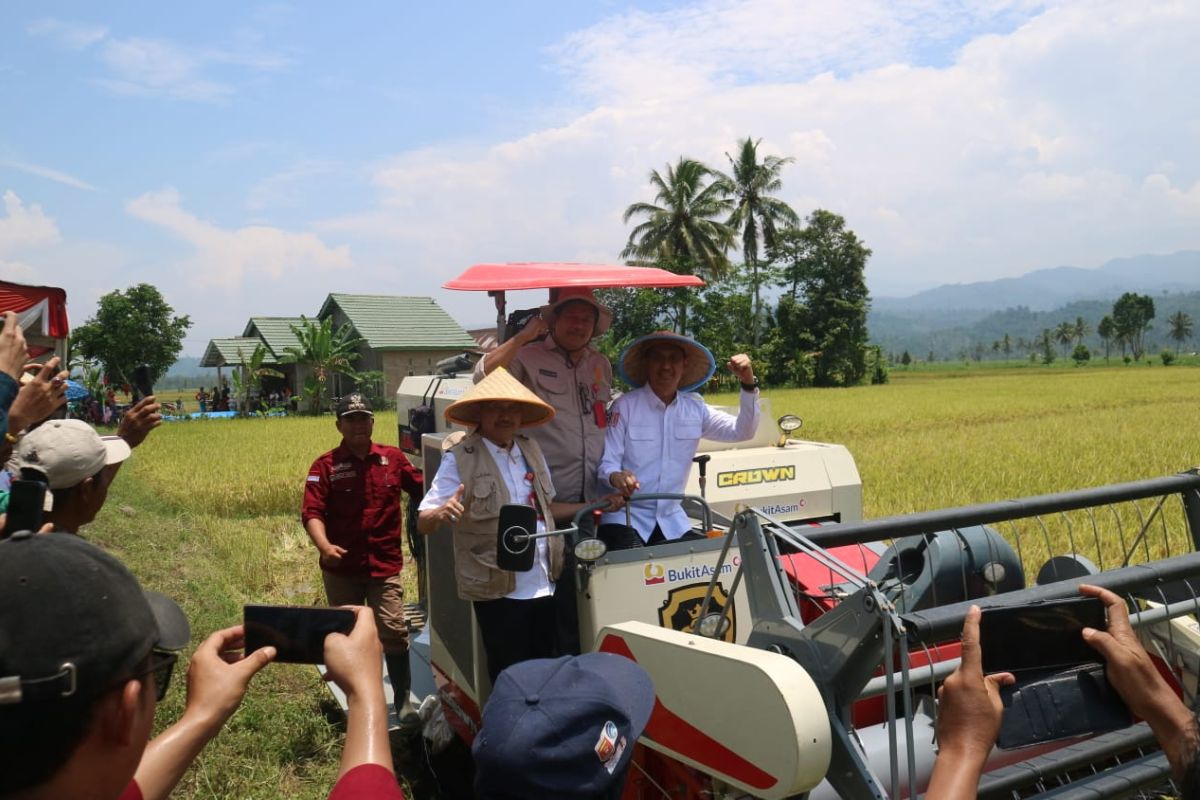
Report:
82,364,1200,798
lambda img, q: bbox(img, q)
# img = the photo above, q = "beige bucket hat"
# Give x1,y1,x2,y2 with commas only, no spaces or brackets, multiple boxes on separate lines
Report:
540,287,613,337
444,367,555,428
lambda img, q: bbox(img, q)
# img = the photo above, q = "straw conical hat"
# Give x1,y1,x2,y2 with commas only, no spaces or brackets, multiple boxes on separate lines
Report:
618,331,716,393
444,367,555,428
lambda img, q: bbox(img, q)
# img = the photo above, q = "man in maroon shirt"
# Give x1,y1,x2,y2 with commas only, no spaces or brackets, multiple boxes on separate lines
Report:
302,392,424,726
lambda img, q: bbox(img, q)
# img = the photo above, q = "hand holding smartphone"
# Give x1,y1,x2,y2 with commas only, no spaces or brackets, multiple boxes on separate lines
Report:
244,605,356,664
980,596,1130,748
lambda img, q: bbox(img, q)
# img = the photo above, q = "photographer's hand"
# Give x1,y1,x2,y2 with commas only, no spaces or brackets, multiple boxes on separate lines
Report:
119,395,163,448
7,357,68,434
0,312,28,381
1080,584,1199,781
927,605,1014,799
324,607,394,778
134,626,274,800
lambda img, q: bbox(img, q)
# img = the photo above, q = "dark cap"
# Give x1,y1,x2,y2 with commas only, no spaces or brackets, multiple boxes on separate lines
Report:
473,653,656,799
336,393,373,417
0,532,190,706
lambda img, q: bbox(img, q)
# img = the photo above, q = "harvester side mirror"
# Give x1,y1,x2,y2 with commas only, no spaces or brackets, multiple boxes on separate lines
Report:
496,504,538,572
776,414,803,447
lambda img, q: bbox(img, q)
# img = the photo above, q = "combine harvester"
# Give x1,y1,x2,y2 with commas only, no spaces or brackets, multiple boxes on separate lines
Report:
395,264,1200,799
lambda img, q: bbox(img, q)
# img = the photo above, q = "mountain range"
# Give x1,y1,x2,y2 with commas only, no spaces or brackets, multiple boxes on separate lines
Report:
869,251,1200,359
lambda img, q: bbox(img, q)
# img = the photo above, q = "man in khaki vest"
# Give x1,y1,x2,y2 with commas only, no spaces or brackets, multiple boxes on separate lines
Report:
417,368,620,682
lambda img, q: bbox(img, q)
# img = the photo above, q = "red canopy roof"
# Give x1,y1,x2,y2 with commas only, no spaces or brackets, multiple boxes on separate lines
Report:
0,281,68,358
444,263,705,292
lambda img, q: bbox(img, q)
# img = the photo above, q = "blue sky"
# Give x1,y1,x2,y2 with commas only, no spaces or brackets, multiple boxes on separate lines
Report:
2,1,1198,353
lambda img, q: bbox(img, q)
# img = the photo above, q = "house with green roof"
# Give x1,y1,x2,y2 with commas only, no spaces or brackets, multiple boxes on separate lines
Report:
317,293,477,398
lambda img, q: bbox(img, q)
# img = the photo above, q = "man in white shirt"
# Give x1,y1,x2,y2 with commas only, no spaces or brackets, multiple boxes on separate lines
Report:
598,332,759,549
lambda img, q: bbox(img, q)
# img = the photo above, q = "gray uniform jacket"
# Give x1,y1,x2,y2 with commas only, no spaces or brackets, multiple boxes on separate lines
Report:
474,337,612,502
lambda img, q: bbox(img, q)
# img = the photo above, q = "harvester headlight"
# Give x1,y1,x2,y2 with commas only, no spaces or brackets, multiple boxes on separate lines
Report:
574,537,608,563
776,414,803,447
697,613,730,639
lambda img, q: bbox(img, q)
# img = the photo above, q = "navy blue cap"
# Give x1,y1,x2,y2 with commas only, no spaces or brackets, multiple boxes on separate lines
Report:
473,653,656,799
0,532,189,707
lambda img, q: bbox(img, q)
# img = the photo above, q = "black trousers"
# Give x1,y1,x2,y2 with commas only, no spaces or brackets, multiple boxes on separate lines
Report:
597,523,705,551
472,596,557,685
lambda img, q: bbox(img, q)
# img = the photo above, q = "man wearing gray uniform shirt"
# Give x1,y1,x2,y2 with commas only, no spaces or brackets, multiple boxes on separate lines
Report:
473,286,614,654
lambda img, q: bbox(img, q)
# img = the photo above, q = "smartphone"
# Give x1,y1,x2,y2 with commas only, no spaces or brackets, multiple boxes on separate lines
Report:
980,597,1107,674
132,364,153,402
4,479,47,537
243,605,356,664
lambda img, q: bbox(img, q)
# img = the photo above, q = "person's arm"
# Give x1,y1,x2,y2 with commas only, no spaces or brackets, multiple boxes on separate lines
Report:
324,607,394,778
302,459,347,566
99,395,164,483
416,451,462,534
476,315,547,378
396,453,424,500
926,605,1014,800
699,355,760,443
549,495,623,523
6,357,67,434
133,627,275,800
0,312,27,382
1080,584,1200,781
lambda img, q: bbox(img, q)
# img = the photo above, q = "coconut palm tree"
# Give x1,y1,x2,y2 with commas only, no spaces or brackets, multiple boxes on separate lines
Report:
1168,311,1194,355
621,158,734,333
715,137,799,346
621,158,734,279
280,316,364,414
1054,321,1075,357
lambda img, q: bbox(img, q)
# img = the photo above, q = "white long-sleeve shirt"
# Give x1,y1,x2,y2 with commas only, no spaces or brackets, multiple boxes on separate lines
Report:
597,385,760,541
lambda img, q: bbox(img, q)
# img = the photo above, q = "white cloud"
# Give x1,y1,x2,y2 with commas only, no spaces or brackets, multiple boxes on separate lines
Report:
246,160,342,211
0,260,37,282
318,0,1200,301
26,18,108,50
0,191,60,252
126,188,352,288
27,18,288,102
0,160,97,191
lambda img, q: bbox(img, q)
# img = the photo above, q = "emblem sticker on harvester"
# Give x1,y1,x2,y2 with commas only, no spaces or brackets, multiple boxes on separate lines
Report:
643,563,665,585
595,721,626,773
658,581,736,642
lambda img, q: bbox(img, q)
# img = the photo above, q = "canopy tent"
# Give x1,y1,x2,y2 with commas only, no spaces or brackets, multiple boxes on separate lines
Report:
0,281,69,359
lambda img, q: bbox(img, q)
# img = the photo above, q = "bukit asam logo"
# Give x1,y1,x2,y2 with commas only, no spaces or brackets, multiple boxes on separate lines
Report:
643,558,739,586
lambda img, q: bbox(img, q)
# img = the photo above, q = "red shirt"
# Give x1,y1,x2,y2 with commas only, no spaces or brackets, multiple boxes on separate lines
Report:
302,441,423,577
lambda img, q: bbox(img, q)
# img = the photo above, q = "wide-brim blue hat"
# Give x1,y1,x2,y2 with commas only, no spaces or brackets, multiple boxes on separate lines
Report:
473,653,656,799
618,331,716,393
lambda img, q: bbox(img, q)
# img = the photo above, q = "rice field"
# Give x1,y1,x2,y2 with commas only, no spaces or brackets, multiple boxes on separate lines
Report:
84,361,1200,799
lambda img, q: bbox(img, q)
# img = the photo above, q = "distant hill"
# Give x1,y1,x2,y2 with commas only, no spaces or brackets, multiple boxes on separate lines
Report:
868,252,1200,360
165,356,206,378
874,251,1200,314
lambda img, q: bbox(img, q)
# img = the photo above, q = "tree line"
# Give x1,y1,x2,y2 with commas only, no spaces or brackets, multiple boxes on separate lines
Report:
894,293,1195,368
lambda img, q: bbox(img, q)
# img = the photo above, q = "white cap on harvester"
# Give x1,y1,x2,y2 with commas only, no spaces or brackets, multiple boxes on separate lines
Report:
13,419,131,489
